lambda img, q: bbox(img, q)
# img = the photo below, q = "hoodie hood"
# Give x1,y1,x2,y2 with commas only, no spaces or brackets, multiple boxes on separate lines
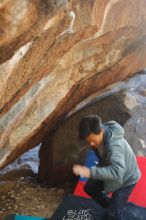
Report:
102,121,124,145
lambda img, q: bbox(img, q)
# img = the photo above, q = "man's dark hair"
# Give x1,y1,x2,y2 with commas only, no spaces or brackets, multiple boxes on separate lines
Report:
79,115,102,139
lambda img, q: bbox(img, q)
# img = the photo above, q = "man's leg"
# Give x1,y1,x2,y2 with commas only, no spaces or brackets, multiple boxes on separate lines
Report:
108,184,136,220
84,179,110,208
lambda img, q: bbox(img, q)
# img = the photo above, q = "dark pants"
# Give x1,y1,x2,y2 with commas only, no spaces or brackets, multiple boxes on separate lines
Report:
84,179,136,220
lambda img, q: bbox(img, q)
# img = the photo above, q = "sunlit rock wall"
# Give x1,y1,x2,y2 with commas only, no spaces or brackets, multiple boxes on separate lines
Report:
1,0,146,170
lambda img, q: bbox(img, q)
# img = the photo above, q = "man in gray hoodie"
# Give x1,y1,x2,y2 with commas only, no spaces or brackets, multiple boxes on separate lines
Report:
73,115,141,220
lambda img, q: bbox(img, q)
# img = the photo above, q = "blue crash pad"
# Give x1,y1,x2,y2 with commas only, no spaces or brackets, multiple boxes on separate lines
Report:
3,214,48,220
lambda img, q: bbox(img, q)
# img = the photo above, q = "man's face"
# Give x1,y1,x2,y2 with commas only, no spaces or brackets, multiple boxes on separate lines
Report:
85,130,103,149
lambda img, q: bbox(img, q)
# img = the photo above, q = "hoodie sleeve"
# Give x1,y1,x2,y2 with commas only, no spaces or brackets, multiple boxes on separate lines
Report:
90,144,126,183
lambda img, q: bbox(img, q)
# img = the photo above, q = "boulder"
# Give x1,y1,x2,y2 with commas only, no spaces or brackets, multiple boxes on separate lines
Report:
38,73,146,183
1,0,146,171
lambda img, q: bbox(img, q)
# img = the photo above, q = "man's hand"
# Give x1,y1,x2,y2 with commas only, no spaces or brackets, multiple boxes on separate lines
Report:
72,165,91,178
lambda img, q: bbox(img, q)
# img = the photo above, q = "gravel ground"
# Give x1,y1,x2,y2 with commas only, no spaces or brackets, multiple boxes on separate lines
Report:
0,175,74,220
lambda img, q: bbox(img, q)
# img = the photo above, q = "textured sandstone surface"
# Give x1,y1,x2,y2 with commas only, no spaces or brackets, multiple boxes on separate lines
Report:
1,0,146,171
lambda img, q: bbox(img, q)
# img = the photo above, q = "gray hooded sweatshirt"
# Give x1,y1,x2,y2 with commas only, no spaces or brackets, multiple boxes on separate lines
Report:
90,121,141,193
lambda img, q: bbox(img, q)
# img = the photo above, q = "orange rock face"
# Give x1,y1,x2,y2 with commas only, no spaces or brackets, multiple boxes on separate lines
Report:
0,0,146,170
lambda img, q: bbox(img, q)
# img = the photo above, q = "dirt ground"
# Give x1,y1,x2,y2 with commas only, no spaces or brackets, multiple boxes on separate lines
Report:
0,174,74,220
